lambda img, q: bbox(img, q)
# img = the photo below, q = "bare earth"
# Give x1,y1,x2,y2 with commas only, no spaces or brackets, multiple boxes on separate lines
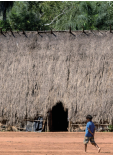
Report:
0,132,113,155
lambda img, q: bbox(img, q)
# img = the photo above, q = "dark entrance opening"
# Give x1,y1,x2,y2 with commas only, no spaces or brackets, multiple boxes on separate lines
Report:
52,102,68,131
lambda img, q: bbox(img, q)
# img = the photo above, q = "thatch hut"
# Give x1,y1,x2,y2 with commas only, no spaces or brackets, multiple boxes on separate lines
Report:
0,30,113,131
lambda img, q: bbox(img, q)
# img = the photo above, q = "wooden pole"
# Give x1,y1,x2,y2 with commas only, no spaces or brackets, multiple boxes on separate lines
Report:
43,25,45,32
68,120,71,132
37,28,39,34
110,25,112,33
0,27,2,34
47,114,49,132
51,28,53,34
82,26,84,33
69,26,71,33
11,104,13,126
32,122,34,132
42,120,45,131
26,106,27,129
22,29,26,35
10,28,14,36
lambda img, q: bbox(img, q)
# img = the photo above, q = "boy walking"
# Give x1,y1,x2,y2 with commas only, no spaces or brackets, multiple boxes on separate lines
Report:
84,115,101,153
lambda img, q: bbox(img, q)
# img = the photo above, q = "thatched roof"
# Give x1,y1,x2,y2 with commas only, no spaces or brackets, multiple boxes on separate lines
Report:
0,30,113,125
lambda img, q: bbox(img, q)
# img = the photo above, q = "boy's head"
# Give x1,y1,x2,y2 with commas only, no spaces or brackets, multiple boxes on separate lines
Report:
86,115,92,122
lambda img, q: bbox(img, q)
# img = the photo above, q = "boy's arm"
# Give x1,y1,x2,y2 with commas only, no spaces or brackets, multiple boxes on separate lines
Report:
88,128,94,136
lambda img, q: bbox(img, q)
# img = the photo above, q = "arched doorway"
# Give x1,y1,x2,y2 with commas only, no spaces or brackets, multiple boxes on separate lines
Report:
51,102,68,131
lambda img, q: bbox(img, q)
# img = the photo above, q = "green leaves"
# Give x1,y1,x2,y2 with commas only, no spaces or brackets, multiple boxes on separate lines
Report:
8,2,42,31
108,125,113,132
0,20,10,31
0,1,13,21
1,1,113,31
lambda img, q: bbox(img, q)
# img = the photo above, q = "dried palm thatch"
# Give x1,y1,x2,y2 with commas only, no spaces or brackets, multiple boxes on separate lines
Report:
0,30,113,126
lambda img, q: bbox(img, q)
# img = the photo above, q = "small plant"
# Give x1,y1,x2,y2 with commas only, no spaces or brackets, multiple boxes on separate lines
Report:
108,125,113,132
103,130,107,132
0,20,11,31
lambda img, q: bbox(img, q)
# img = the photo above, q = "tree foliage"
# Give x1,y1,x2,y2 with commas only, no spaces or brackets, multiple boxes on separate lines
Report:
0,1,13,21
9,2,42,31
1,1,113,31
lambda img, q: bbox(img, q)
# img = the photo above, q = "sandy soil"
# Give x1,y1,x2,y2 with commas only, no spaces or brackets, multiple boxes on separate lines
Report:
0,132,112,155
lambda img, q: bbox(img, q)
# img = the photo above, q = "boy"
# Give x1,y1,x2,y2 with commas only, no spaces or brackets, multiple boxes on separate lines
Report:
84,115,101,153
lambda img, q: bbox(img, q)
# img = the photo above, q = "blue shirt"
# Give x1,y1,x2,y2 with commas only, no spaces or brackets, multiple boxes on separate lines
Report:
85,121,95,137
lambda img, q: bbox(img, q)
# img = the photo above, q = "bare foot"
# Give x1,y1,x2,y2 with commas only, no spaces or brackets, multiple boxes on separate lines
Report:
98,148,101,153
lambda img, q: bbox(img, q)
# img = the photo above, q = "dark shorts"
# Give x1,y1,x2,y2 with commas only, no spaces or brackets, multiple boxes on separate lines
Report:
84,136,96,144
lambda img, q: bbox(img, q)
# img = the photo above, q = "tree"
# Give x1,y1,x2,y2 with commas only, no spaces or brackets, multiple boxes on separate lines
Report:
40,1,79,30
8,1,43,31
0,1,13,21
1,1,113,31
77,1,98,30
95,1,113,30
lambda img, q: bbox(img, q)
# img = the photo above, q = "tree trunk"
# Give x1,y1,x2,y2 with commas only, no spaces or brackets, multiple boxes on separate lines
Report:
3,9,6,21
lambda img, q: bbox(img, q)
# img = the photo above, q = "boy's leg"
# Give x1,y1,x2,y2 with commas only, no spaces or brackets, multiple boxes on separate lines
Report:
85,144,87,153
92,143,101,153
84,137,89,153
90,138,101,153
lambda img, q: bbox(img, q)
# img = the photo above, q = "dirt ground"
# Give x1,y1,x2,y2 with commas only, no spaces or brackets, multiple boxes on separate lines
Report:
0,132,112,155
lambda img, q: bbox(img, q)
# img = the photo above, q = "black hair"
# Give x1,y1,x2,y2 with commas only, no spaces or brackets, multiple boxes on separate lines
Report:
86,115,93,120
